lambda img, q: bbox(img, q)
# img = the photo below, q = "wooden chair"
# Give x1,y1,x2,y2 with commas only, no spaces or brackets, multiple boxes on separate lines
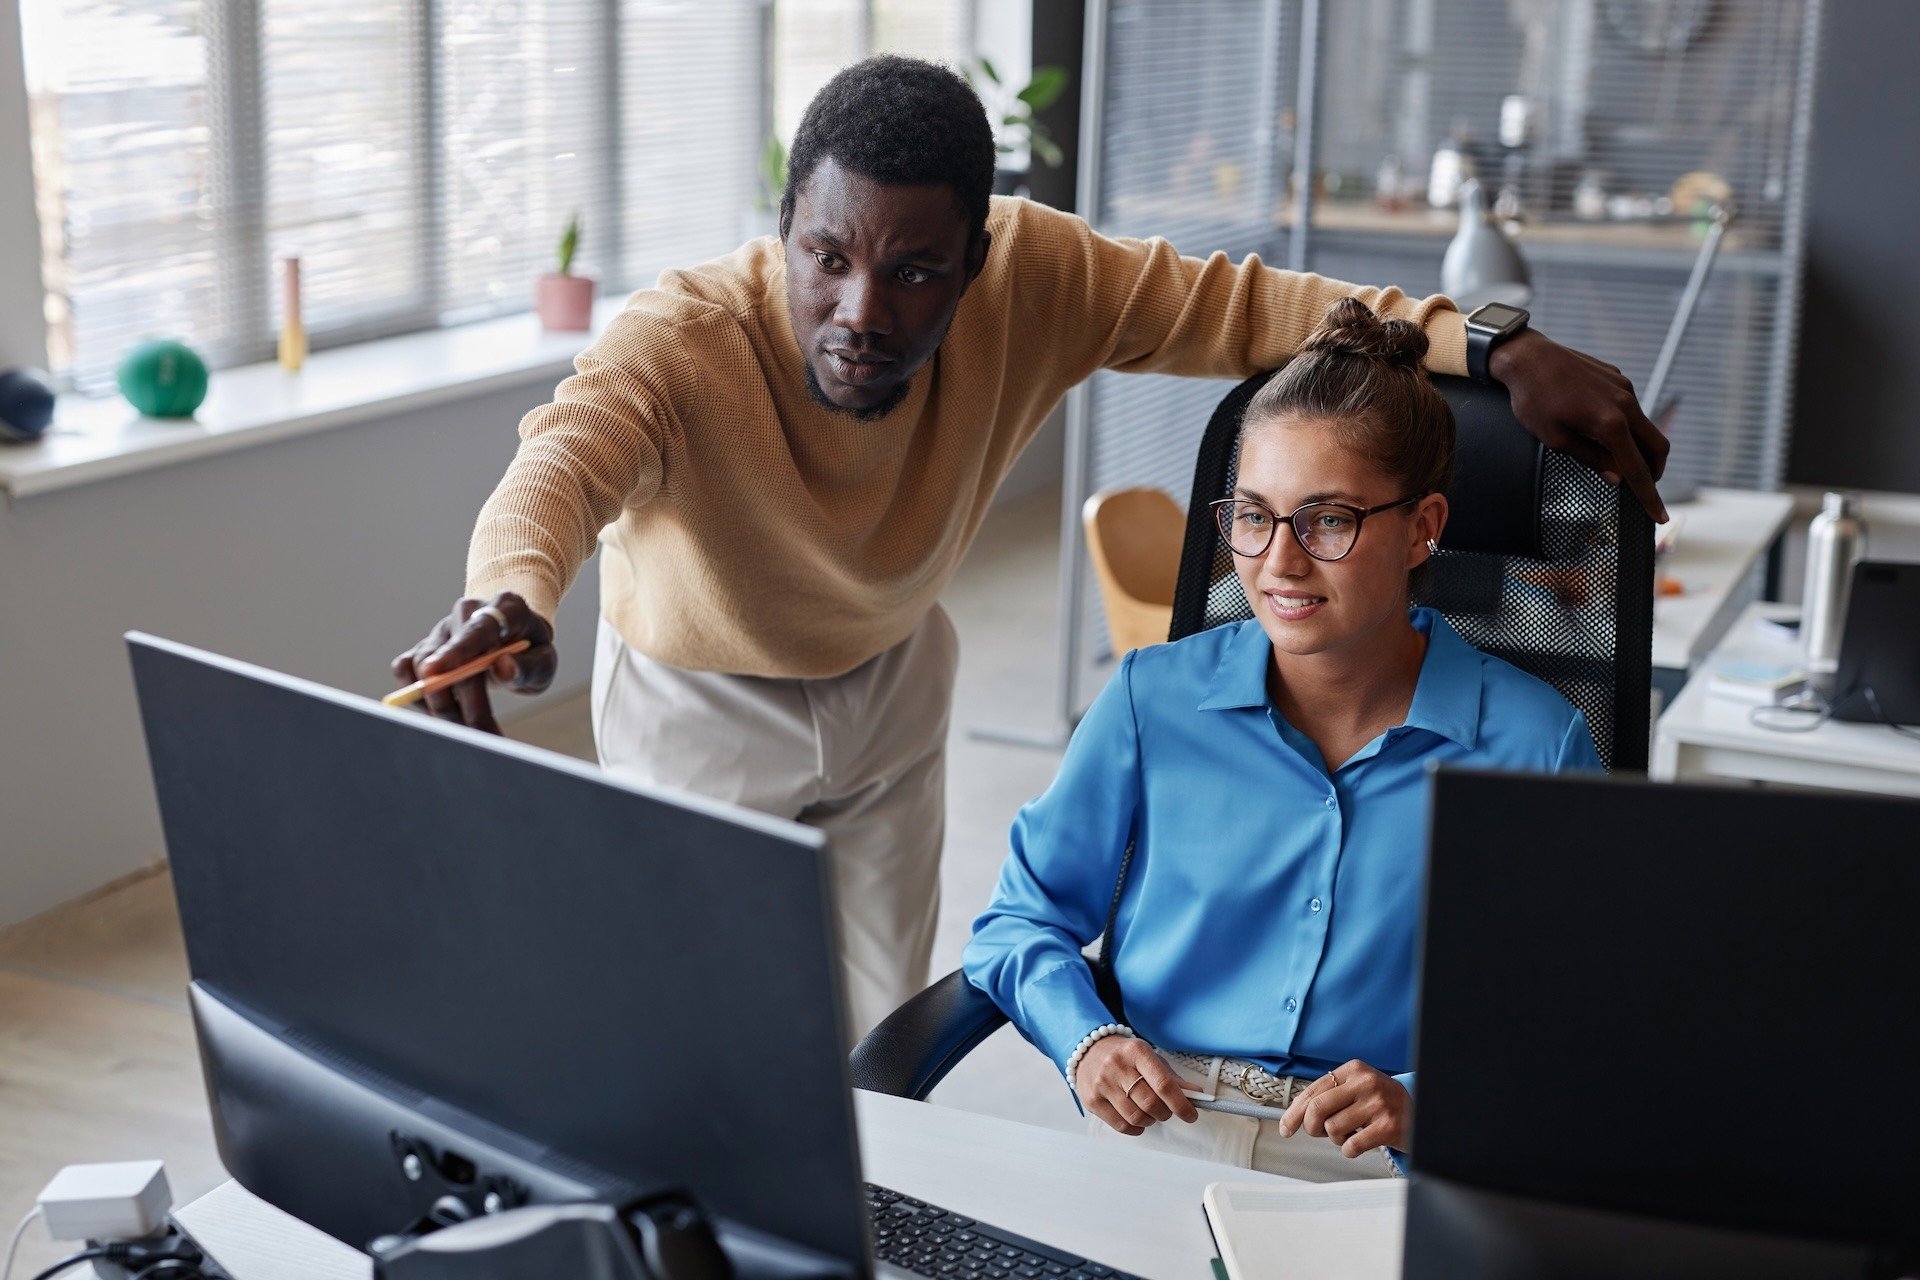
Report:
1082,487,1185,656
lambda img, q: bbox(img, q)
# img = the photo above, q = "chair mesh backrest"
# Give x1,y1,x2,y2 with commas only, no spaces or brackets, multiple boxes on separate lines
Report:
1168,370,1654,772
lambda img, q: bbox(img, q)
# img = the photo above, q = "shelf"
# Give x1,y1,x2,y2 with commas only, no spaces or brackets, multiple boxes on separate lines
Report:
1303,200,1784,277
1104,192,1785,276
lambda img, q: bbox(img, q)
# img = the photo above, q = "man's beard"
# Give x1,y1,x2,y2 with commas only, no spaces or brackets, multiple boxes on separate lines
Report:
804,360,913,423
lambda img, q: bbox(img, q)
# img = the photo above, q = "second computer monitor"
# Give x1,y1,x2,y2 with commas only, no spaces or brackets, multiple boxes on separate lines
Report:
1411,769,1920,1275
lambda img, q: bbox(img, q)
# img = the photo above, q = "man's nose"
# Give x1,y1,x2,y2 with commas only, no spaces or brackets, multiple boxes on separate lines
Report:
832,272,894,338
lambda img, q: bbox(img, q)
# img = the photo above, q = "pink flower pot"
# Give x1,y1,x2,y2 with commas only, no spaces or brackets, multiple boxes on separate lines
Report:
536,273,596,331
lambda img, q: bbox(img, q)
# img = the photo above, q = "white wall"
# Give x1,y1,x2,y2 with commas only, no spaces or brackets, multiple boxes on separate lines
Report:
0,0,48,371
0,370,1063,927
0,379,601,926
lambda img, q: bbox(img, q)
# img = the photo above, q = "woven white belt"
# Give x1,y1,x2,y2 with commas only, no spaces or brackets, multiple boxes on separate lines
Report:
1164,1050,1316,1107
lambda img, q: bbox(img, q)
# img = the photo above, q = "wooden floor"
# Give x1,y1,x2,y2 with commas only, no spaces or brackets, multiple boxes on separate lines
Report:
0,491,1080,1276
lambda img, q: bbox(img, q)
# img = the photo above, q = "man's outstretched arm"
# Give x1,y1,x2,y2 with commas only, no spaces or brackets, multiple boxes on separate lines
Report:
391,306,689,730
1014,201,1670,521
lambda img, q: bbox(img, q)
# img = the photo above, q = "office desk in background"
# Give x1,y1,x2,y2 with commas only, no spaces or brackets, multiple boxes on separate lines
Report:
173,1090,1303,1280
1653,602,1920,797
1651,488,1796,681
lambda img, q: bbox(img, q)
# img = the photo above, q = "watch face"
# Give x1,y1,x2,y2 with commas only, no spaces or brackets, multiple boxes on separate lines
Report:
1473,303,1528,332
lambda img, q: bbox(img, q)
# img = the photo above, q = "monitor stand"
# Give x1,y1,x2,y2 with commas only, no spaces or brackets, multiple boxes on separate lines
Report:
1403,1177,1888,1280
370,1194,731,1280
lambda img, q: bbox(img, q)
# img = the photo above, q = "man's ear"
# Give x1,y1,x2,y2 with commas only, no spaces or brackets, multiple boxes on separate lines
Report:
964,230,992,286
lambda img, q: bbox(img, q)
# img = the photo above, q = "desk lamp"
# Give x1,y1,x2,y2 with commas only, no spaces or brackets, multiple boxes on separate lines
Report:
1440,180,1532,311
1442,180,1735,503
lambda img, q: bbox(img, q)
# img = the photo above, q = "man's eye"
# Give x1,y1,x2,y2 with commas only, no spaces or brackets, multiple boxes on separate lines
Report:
897,266,929,285
812,252,841,270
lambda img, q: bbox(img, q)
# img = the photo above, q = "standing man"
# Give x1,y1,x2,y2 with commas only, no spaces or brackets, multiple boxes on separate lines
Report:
396,56,1668,1038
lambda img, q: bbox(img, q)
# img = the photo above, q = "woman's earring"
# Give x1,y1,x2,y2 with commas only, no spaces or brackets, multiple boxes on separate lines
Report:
1426,538,1439,555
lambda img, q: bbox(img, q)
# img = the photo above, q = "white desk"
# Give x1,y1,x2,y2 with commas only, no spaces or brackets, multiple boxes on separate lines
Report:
172,1091,1309,1280
1652,602,1920,796
1651,488,1795,674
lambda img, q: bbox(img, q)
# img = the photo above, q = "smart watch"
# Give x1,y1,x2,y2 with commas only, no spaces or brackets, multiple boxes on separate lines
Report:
1464,302,1530,385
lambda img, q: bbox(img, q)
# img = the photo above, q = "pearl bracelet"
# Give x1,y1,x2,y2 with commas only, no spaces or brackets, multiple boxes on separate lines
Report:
1064,1022,1135,1094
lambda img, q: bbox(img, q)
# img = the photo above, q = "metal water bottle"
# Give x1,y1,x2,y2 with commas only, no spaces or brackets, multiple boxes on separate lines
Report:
1800,492,1866,678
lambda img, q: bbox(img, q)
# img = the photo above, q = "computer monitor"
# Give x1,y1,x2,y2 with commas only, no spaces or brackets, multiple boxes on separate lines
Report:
1406,769,1920,1279
126,632,865,1274
1832,560,1920,726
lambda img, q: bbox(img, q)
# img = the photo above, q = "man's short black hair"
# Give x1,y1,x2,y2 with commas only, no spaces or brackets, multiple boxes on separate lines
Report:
780,55,997,248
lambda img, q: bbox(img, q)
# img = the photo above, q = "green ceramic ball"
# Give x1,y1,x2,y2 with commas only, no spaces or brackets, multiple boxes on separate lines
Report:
117,339,209,418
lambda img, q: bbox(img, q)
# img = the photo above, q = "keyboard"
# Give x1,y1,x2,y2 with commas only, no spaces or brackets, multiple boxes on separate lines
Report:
866,1183,1141,1280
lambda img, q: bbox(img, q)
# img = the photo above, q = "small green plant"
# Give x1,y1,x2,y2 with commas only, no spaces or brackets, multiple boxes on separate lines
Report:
758,135,790,213
556,212,581,276
970,58,1070,168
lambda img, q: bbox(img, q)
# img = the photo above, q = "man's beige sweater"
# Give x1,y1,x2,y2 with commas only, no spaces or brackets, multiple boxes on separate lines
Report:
465,196,1467,679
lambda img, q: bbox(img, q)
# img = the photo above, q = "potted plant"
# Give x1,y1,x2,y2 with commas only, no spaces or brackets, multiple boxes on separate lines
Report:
536,212,595,331
968,58,1070,196
741,135,788,243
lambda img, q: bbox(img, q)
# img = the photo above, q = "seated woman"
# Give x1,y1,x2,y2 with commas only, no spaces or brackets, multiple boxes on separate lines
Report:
963,299,1601,1181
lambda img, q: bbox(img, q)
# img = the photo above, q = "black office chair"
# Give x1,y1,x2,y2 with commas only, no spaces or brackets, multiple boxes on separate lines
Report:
850,369,1654,1100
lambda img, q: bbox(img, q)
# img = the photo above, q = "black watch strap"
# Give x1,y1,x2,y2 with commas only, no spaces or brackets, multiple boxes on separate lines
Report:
1464,304,1529,385
1466,323,1496,385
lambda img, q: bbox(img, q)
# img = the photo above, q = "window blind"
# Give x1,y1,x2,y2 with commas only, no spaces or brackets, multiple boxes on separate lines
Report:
436,0,611,321
263,0,429,339
21,0,226,386
772,0,972,143
872,0,967,68
22,0,765,394
621,0,762,289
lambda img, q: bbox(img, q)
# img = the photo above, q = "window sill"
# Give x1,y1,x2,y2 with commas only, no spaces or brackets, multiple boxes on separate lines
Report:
0,299,626,500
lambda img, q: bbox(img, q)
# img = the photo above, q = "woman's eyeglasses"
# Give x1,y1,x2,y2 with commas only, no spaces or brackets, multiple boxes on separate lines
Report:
1209,494,1425,562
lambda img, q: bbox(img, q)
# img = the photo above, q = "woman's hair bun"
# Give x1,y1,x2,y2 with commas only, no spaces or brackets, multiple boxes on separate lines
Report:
1296,296,1428,370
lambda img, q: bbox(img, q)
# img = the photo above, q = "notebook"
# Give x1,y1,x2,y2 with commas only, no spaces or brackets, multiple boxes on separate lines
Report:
1202,1179,1407,1280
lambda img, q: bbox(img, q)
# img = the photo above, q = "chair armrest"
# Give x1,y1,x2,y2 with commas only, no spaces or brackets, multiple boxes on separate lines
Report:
849,969,1009,1100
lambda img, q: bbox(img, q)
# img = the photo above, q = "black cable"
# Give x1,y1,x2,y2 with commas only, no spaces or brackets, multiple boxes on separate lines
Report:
27,1249,115,1280
1862,687,1920,741
131,1261,206,1280
1749,683,1920,740
26,1241,207,1280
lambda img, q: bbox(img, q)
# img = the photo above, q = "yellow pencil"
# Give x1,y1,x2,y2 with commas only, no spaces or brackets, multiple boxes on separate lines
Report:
382,640,530,709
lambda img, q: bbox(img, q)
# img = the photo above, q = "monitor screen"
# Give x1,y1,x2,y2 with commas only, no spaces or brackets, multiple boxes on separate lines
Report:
1414,768,1920,1263
128,633,869,1271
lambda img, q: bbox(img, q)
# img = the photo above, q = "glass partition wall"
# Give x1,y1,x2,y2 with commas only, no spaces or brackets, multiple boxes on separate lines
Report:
1041,0,1820,730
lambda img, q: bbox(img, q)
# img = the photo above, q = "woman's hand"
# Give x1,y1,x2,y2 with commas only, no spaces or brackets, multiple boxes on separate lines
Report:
1277,1060,1410,1157
1075,1037,1199,1136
